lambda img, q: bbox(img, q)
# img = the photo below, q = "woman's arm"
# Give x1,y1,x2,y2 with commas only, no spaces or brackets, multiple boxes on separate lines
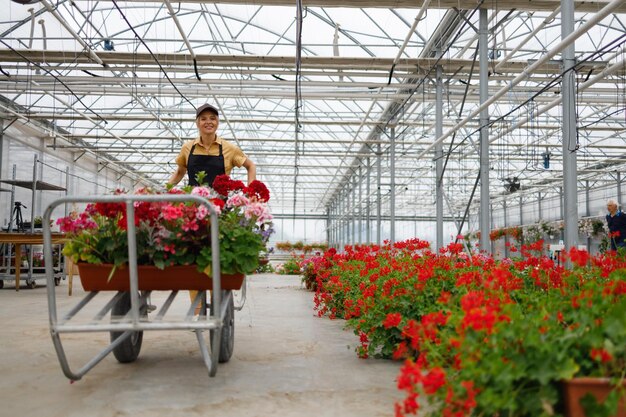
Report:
167,165,187,187
243,158,256,184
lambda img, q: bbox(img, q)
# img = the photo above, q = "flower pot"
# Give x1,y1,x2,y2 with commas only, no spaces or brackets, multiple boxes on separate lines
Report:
259,257,270,266
77,263,245,292
562,377,626,417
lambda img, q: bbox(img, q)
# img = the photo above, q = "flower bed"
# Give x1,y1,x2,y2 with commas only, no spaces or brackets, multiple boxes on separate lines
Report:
313,239,626,417
58,175,274,277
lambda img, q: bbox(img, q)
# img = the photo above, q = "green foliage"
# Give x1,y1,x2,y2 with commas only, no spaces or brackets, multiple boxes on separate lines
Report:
196,209,264,275
277,255,302,275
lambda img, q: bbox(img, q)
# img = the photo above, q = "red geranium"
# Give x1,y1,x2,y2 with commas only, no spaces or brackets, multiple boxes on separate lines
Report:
246,180,270,202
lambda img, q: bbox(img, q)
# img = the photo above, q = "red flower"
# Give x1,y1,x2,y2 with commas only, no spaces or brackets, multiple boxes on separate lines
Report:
569,247,590,267
422,367,446,394
383,312,403,329
590,348,613,363
246,180,270,202
212,174,245,196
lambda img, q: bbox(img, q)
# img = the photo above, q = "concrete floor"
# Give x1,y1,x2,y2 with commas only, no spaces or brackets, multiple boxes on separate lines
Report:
0,273,403,417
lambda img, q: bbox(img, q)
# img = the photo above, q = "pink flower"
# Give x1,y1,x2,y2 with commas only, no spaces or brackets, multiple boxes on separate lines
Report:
226,194,250,208
182,219,199,232
196,205,209,220
191,186,212,198
162,203,184,220
244,202,273,223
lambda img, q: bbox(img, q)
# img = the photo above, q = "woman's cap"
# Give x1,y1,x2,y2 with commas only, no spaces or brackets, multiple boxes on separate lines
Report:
196,103,219,118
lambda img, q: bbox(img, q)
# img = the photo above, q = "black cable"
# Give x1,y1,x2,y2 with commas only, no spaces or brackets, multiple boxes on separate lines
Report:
455,171,481,248
193,58,201,81
445,35,626,161
437,42,480,187
111,0,195,109
381,3,484,132
0,39,108,125
81,69,102,77
0,65,10,77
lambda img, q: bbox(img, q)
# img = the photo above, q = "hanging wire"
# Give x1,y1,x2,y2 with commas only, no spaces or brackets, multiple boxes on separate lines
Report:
445,32,626,160
0,40,108,125
111,0,195,109
293,0,305,219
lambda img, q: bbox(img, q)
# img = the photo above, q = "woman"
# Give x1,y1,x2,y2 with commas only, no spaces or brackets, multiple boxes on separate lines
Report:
167,103,256,187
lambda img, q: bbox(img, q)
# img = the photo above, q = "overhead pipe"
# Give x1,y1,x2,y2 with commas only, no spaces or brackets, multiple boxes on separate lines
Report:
28,8,35,49
495,7,561,71
38,19,47,51
416,0,625,160
318,0,432,209
163,0,198,62
488,56,626,146
40,0,104,66
388,0,432,82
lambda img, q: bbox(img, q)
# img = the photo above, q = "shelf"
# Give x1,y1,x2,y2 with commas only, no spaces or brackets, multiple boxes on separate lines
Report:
0,179,66,191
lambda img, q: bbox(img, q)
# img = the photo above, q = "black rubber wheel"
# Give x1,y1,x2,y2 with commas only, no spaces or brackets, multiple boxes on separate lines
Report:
0,280,4,289
218,290,235,363
54,277,61,286
26,280,37,289
110,292,145,363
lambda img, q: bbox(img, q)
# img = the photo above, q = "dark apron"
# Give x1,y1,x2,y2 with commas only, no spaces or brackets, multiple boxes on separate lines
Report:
187,143,226,187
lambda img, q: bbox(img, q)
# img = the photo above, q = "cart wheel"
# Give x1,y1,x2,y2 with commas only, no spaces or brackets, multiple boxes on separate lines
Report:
0,280,4,289
110,292,145,363
27,280,37,289
54,277,61,286
218,290,235,363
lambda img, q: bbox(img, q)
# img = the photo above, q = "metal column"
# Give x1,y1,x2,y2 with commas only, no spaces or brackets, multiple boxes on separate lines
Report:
366,157,371,244
618,172,623,206
503,200,509,258
390,126,396,244
435,63,444,250
376,142,382,245
561,0,579,252
585,180,591,252
341,179,353,245
326,208,331,247
358,166,362,244
478,9,491,253
519,196,523,226
30,154,38,233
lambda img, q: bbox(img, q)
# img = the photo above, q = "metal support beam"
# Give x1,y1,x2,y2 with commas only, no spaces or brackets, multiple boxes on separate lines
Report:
618,172,623,205
519,195,523,227
561,0,579,254
358,166,362,244
503,200,509,258
435,63,444,250
376,143,382,245
478,9,491,254
366,157,371,244
390,126,396,245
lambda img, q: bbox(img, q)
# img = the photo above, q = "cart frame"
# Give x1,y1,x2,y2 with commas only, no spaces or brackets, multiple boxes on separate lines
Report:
43,194,231,381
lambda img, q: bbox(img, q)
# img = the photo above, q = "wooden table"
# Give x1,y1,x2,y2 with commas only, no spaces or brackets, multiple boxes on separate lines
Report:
0,233,66,291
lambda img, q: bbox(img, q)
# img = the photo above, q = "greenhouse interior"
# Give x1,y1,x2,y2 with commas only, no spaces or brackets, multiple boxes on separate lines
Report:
1,0,625,416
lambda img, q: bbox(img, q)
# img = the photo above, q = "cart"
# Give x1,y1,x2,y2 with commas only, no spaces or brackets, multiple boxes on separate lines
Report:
42,194,245,380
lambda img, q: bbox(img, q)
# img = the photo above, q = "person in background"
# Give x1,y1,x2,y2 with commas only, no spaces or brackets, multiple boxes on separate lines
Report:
167,103,256,187
605,198,626,250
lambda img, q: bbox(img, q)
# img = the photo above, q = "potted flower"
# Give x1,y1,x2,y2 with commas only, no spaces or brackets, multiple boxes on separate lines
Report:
311,240,626,417
57,174,273,291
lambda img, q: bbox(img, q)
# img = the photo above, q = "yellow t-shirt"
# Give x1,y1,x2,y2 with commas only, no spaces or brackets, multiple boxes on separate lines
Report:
175,136,247,175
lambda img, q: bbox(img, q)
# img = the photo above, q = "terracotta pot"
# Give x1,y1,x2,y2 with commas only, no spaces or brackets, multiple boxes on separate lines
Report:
259,258,270,266
77,263,245,291
562,377,626,417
